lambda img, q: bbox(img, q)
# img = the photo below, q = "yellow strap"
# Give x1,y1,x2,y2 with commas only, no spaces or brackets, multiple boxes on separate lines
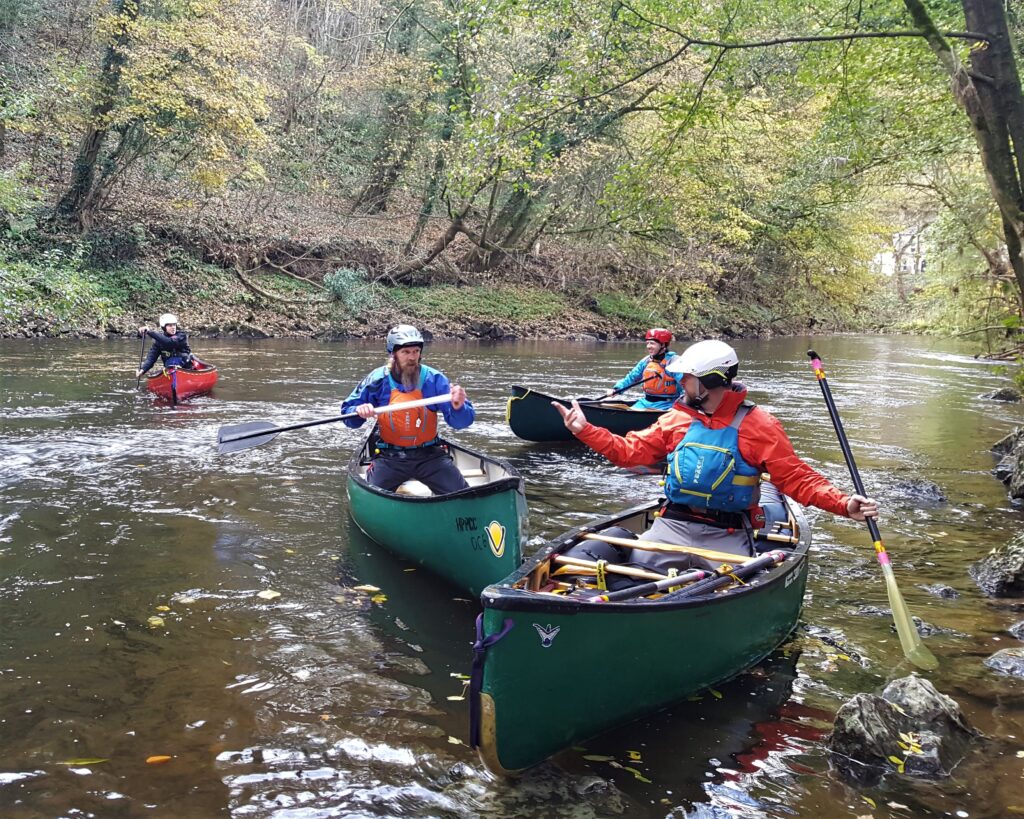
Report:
732,475,760,486
667,567,681,593
596,560,607,591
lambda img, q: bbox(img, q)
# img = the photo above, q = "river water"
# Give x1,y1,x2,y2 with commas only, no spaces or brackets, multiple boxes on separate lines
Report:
1,335,1022,819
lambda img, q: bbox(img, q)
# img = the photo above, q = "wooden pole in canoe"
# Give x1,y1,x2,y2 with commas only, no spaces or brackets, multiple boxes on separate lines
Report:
582,532,761,565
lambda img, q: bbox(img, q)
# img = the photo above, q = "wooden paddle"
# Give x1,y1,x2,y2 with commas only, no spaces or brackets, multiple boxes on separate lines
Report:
217,392,453,455
807,351,938,671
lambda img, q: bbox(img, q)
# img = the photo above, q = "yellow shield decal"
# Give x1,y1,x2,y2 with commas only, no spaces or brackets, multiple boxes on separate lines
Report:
486,520,506,558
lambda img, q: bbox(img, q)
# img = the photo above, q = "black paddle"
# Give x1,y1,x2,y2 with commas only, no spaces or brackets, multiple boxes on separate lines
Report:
576,373,661,403
136,332,147,387
807,350,938,671
217,392,453,455
661,550,787,601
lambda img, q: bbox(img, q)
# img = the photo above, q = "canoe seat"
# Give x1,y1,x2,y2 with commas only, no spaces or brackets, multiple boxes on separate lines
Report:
396,480,433,497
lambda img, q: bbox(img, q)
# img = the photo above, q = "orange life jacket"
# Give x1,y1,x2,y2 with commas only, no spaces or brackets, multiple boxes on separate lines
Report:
377,374,439,448
642,358,679,398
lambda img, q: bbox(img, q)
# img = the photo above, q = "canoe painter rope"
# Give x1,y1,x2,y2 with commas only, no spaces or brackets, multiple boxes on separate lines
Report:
469,614,515,750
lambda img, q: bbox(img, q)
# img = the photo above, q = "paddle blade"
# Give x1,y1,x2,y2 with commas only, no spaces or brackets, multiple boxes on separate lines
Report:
881,562,939,670
217,421,282,454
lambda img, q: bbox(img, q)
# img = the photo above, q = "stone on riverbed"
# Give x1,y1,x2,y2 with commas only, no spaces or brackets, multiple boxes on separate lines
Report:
983,647,1024,678
982,386,1022,402
991,427,1024,499
969,533,1024,597
918,583,959,599
1009,620,1024,641
828,675,978,784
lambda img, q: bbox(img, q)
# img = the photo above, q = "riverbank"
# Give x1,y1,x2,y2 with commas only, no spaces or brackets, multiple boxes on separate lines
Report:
0,224,885,342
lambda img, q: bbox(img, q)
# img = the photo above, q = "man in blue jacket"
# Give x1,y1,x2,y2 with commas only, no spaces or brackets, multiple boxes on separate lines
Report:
342,325,474,493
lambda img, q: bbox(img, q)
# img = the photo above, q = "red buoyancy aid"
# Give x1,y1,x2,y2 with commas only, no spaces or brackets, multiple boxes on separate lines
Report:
377,376,439,448
642,358,679,397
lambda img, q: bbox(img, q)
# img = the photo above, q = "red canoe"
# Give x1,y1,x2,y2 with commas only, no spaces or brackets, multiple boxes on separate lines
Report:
145,361,218,403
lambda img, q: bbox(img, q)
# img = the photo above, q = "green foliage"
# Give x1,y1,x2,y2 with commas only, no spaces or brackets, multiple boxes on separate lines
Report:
325,267,383,315
392,285,566,321
0,243,124,331
0,164,43,238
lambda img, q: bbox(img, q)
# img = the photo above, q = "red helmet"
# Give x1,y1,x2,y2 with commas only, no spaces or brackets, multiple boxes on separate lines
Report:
645,328,672,345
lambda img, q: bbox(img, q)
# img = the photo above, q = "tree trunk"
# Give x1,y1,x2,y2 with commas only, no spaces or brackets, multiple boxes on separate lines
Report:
55,0,137,226
902,0,1024,299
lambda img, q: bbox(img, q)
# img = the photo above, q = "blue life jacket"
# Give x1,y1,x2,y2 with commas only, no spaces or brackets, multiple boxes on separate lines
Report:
664,402,762,512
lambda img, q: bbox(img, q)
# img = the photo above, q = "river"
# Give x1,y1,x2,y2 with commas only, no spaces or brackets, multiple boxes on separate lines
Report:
1,335,1022,818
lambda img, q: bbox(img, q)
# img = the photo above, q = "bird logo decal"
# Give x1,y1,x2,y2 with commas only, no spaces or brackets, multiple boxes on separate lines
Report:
533,623,560,647
486,520,506,558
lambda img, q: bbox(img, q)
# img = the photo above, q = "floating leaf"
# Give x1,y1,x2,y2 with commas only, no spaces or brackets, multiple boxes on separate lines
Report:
627,750,642,761
403,568,416,572
58,758,109,765
285,549,295,554
708,688,723,699
146,755,173,765
257,590,281,600
173,596,196,604
686,695,703,702
582,754,615,762
622,765,652,783
447,695,465,701
331,595,347,604
1017,750,1024,758
155,605,171,612
862,796,877,808
353,584,381,593
447,736,464,745
370,594,387,604
449,672,470,680
147,616,165,628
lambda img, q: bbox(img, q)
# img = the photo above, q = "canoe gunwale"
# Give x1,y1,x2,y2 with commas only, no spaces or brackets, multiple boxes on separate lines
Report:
346,433,526,504
480,497,809,613
507,385,664,443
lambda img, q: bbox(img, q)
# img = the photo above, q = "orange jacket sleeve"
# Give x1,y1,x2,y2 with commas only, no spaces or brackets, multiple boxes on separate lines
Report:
738,410,850,517
575,414,688,468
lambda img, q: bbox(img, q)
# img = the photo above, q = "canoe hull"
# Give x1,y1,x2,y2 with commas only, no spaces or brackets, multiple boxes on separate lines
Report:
346,437,527,597
506,385,664,442
473,499,810,774
145,363,218,402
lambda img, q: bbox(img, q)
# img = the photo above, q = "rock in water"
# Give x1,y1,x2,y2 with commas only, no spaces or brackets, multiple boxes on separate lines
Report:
829,675,977,784
984,647,1024,678
969,534,1024,597
982,386,1022,402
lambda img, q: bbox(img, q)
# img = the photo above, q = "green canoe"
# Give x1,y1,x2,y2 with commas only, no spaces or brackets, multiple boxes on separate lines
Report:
346,435,527,597
470,493,810,774
506,385,665,442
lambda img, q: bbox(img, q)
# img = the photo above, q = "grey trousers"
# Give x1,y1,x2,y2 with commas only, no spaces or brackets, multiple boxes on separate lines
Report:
628,515,753,573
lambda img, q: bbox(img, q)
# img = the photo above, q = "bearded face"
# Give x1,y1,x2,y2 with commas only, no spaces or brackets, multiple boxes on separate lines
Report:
390,345,422,389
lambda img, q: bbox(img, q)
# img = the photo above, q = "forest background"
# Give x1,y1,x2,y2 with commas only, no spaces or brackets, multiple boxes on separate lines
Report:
1,0,1023,351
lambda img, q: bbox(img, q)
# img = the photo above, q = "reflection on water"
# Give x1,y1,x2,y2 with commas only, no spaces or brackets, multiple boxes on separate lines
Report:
1,335,1023,817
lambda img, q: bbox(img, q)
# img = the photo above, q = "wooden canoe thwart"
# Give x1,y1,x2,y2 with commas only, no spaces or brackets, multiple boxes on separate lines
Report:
346,433,527,597
469,490,810,775
506,385,665,442
145,361,218,403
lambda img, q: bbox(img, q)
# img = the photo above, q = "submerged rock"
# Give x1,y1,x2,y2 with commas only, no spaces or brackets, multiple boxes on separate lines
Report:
982,386,1022,402
1009,620,1024,641
889,479,947,506
969,534,1024,597
828,675,978,784
984,647,1024,678
918,583,959,599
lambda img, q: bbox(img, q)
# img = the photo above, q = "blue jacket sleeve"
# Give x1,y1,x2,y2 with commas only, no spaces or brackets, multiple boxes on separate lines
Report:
340,368,388,429
140,341,161,373
422,368,474,429
613,357,650,393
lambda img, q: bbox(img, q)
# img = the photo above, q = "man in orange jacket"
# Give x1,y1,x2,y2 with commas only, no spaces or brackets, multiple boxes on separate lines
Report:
553,339,878,565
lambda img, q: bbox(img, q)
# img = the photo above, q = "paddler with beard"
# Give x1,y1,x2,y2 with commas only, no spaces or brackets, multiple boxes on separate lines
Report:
342,324,475,493
554,339,878,563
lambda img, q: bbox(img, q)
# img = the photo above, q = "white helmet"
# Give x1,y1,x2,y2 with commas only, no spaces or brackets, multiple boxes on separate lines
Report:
159,313,179,329
386,324,424,353
668,339,739,387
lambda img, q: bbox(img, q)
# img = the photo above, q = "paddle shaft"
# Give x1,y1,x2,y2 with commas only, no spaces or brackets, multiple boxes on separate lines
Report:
807,351,938,670
552,554,669,581
662,550,785,601
136,333,146,386
219,392,454,446
579,373,660,403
